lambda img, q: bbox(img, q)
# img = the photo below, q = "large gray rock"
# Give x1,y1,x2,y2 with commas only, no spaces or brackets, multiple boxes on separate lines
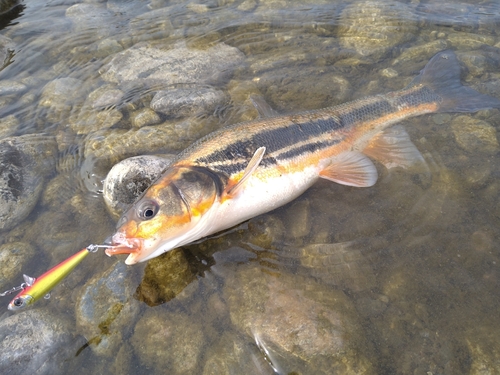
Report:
99,41,245,87
75,261,141,357
0,309,85,375
65,3,115,35
223,264,375,374
0,135,57,232
131,309,206,374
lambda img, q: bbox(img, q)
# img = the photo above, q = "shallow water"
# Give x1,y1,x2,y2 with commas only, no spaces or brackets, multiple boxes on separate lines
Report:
1,0,500,374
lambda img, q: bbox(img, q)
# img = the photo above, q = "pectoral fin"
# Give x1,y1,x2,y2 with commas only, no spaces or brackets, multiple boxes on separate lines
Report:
362,126,425,169
320,151,378,187
226,146,266,196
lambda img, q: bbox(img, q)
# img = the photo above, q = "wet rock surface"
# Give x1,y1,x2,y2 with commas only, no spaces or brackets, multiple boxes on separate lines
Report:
0,309,85,375
337,1,417,58
223,264,375,374
75,261,141,356
131,309,206,374
0,242,36,289
151,86,229,118
100,41,245,87
0,135,57,232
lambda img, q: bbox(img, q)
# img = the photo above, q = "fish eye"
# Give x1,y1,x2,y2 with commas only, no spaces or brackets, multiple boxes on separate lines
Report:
13,298,24,307
137,200,159,220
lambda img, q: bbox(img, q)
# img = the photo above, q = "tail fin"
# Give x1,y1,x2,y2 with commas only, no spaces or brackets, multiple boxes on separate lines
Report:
410,50,500,113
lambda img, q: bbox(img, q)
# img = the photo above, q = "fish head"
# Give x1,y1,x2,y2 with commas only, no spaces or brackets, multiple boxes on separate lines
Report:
8,294,34,311
106,166,221,265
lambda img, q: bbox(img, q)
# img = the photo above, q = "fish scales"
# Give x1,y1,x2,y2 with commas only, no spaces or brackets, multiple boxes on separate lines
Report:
104,50,500,265
183,84,441,180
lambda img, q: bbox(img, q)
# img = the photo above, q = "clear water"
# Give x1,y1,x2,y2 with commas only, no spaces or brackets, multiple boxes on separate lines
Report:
1,0,500,374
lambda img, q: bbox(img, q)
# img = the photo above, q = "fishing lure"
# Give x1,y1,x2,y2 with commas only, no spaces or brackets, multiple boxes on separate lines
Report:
1,244,111,310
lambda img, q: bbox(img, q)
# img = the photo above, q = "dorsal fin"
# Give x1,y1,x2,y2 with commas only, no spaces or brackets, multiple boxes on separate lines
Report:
319,151,378,187
226,146,266,196
362,125,425,169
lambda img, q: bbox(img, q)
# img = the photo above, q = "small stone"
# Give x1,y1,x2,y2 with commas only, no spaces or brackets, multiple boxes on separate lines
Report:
39,77,84,108
0,80,27,96
0,242,36,289
96,38,123,56
151,86,229,118
0,115,20,139
89,86,124,109
381,68,398,78
447,32,496,49
432,113,451,125
451,116,499,154
130,107,162,128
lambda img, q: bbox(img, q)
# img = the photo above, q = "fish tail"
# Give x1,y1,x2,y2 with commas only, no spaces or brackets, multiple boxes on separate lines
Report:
411,50,500,113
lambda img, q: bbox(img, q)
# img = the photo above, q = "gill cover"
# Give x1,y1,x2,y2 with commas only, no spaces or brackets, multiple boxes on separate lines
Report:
108,166,224,264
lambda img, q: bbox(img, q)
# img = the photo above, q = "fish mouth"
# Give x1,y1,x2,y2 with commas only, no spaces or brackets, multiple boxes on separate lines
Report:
105,233,143,265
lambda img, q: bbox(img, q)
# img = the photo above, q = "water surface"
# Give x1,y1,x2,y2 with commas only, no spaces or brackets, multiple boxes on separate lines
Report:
1,0,500,374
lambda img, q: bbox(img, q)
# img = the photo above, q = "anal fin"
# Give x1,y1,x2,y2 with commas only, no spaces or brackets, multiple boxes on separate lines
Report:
226,146,266,196
320,151,378,187
362,125,425,169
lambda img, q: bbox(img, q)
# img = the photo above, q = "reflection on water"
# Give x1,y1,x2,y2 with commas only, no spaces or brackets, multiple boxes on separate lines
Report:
0,0,500,374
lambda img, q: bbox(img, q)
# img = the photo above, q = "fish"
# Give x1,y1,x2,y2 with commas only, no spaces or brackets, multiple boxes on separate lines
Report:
105,50,500,265
6,245,104,310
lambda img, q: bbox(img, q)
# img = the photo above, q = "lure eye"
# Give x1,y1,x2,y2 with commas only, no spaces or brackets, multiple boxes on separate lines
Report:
137,200,159,220
13,298,24,307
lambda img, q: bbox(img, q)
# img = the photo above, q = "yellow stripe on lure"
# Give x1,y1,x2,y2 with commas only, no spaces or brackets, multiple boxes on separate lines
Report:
5,244,111,311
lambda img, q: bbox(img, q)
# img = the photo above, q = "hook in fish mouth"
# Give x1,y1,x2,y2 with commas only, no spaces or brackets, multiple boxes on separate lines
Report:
104,234,142,256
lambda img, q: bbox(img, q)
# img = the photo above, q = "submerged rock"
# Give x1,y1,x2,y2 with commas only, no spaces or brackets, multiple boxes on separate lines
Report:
0,135,57,232
451,116,499,154
151,86,228,118
131,309,206,374
337,1,417,58
100,41,245,87
75,261,141,357
0,309,85,375
135,248,198,306
0,114,20,139
0,242,36,290
223,264,375,374
203,332,276,375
